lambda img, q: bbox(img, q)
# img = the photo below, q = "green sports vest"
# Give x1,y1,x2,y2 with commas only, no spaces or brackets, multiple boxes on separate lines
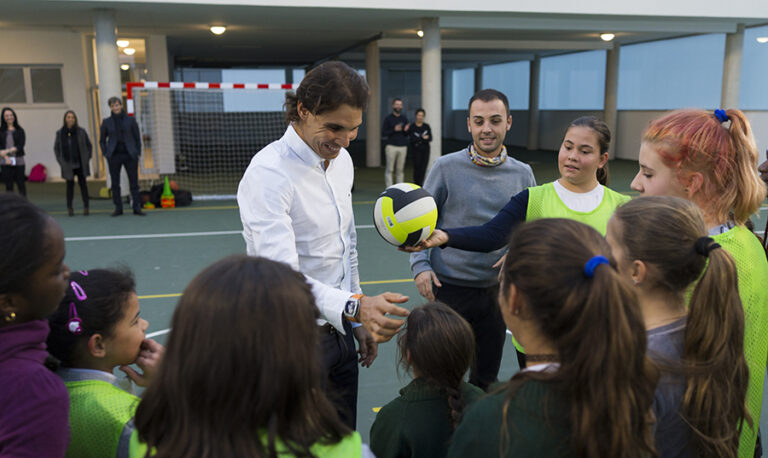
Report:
712,226,768,458
128,429,364,457
58,368,139,458
512,183,631,353
526,182,631,236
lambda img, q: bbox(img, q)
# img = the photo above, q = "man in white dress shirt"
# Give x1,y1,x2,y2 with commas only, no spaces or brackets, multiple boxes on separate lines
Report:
237,61,409,428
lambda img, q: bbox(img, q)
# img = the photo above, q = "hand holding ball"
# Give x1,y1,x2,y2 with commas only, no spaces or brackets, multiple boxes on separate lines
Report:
373,183,438,247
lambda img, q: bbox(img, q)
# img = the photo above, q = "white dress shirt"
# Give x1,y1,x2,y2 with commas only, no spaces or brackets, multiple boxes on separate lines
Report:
237,125,361,333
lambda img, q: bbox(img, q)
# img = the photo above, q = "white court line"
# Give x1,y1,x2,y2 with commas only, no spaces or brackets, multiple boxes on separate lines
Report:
65,225,376,242
146,329,171,338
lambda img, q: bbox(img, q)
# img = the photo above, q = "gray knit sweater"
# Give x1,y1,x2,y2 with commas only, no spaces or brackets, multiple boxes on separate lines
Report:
410,147,536,287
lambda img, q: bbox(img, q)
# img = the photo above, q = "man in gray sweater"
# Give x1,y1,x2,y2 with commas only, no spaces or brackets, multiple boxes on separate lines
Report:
410,89,536,390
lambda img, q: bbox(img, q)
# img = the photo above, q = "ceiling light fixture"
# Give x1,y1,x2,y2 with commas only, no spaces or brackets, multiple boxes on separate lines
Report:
757,37,768,44
600,33,615,42
123,47,136,56
116,39,129,48
120,64,130,71
210,26,227,35
417,29,424,38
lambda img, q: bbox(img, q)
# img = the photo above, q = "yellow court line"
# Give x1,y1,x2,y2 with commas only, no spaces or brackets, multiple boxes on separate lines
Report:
138,278,413,300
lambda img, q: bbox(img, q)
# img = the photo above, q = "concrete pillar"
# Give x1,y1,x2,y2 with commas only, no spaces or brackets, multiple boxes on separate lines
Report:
721,24,744,109
93,10,121,120
365,40,381,167
147,35,175,175
604,43,620,159
93,10,126,194
526,56,540,151
474,64,483,93
421,17,441,169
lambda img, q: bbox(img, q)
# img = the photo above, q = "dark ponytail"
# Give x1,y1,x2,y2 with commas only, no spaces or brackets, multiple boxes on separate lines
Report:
398,302,475,428
498,219,657,457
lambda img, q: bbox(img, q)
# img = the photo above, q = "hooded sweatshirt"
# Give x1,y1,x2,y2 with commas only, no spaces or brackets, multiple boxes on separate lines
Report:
0,320,70,457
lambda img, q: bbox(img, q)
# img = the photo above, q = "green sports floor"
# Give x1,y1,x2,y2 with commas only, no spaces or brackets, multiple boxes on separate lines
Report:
26,147,768,444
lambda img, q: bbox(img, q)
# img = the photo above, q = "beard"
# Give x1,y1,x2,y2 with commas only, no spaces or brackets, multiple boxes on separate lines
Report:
393,108,402,114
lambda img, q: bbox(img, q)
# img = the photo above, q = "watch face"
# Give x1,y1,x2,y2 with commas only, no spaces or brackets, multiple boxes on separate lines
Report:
345,300,357,315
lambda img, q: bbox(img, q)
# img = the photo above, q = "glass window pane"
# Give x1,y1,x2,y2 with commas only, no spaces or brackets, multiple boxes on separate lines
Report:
293,68,305,84
540,50,606,110
30,68,64,103
221,69,286,112
452,68,475,110
618,34,725,110
0,68,27,103
482,61,530,110
739,25,768,110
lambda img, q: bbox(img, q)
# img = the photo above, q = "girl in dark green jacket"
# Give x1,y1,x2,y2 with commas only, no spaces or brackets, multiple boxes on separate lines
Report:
449,219,658,458
370,302,483,458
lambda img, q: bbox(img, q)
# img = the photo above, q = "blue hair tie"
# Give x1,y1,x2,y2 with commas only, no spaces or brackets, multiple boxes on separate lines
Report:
714,109,729,123
583,255,610,278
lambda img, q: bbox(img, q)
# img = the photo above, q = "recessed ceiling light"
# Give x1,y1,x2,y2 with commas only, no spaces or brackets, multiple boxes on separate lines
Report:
123,47,136,56
600,33,615,42
120,64,130,71
116,39,129,48
416,29,424,38
210,26,226,35
757,37,768,44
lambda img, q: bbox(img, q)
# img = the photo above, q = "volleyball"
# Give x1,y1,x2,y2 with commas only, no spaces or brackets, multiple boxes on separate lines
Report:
373,183,438,247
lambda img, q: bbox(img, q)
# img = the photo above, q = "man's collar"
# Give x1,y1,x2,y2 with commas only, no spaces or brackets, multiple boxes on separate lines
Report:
285,124,328,168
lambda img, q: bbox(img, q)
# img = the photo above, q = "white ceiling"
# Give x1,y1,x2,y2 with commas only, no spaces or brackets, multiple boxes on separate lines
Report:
3,0,766,67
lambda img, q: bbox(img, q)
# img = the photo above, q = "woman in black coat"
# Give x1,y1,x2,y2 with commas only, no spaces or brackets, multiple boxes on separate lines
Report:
408,108,432,187
54,111,92,215
0,107,27,196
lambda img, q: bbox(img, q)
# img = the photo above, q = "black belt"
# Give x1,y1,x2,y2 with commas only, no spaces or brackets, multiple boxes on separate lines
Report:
318,323,336,334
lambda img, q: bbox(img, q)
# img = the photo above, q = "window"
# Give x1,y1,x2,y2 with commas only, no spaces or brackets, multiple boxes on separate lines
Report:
451,68,475,110
739,25,768,110
540,50,606,110
0,68,26,103
221,69,286,112
482,61,529,110
0,65,63,104
618,34,725,110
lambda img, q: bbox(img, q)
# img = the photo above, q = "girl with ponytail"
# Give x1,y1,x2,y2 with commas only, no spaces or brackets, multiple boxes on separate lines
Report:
607,196,750,457
632,109,768,457
370,302,481,458
448,219,658,458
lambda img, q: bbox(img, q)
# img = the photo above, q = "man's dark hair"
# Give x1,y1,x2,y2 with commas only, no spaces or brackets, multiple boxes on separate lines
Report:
284,62,369,124
393,98,403,105
468,89,509,114
415,108,425,116
107,96,122,107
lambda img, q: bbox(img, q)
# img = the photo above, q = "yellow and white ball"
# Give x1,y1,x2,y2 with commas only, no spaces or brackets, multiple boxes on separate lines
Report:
373,183,438,247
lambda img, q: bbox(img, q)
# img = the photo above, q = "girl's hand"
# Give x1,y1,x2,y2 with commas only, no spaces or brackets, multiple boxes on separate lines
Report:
119,338,165,387
398,229,449,252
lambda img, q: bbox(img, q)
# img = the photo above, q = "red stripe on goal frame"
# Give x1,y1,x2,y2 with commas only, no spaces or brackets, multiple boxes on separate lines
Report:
125,81,299,116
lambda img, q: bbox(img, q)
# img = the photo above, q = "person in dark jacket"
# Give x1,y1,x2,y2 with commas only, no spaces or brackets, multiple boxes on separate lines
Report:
54,111,92,216
99,97,144,216
0,107,27,197
408,108,432,187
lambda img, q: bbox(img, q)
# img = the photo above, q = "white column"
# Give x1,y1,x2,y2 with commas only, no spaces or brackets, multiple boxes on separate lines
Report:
604,43,620,159
526,56,540,151
365,40,381,167
421,17,441,170
721,24,744,109
93,10,125,194
93,10,121,120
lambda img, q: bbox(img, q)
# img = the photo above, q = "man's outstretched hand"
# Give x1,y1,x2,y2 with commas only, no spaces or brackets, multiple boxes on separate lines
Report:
359,292,409,342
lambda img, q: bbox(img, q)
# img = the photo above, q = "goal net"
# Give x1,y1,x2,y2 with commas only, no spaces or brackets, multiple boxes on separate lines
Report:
127,82,297,199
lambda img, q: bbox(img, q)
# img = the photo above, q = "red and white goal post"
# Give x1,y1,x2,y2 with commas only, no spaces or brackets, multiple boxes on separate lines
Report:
126,81,299,200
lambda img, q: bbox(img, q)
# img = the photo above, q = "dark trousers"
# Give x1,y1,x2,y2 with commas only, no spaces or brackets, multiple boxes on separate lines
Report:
107,149,140,211
435,281,506,391
1,165,26,196
412,148,430,187
66,168,89,209
320,320,359,429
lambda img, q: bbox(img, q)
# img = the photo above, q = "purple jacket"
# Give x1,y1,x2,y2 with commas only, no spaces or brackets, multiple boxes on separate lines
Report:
0,320,69,457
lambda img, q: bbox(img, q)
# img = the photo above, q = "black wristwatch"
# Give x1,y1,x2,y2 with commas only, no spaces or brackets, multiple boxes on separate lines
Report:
343,294,363,322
